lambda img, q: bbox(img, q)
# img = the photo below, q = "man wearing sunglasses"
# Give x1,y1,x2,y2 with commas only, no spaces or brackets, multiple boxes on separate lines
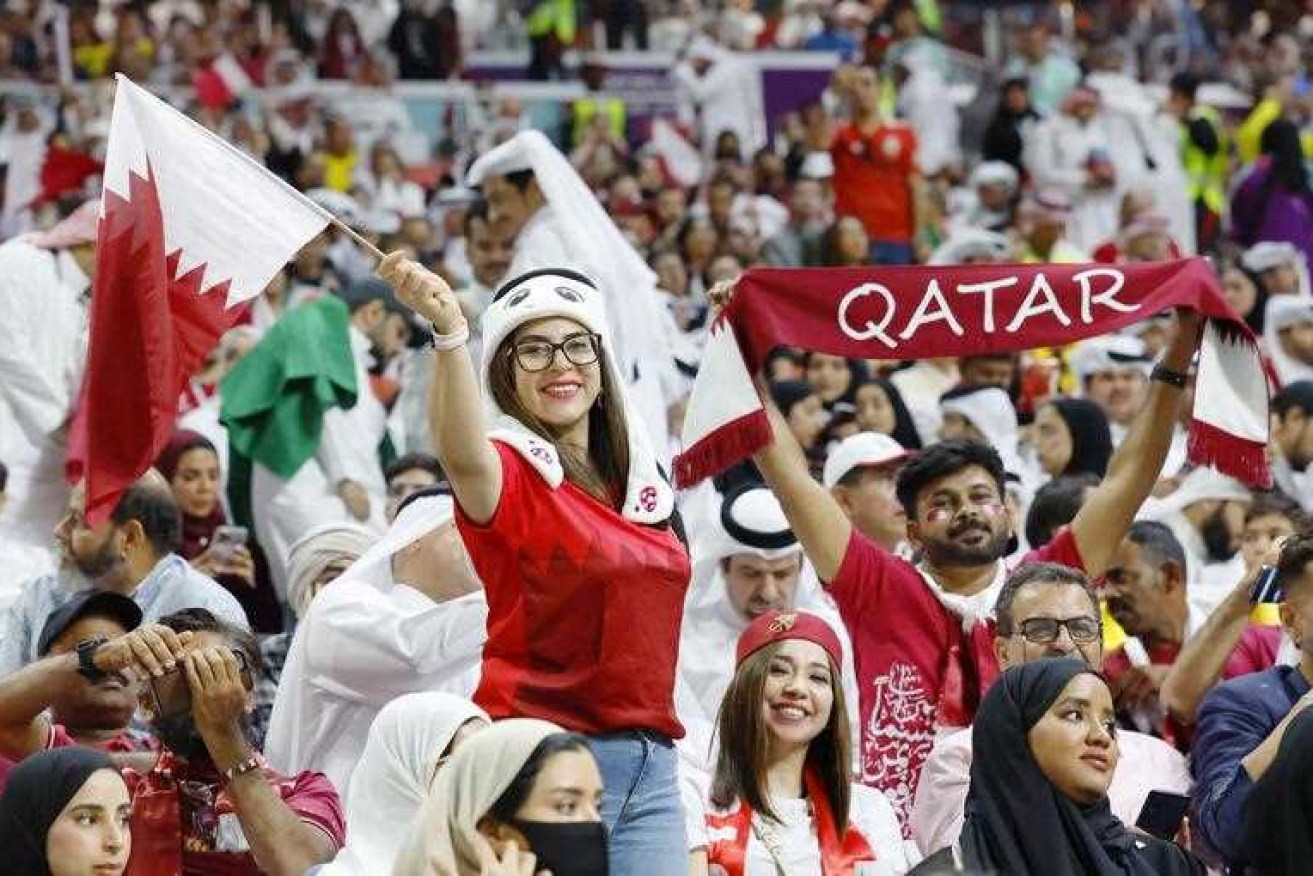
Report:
909,561,1192,855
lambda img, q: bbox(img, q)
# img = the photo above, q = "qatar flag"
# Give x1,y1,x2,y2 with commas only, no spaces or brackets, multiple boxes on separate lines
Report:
68,75,330,524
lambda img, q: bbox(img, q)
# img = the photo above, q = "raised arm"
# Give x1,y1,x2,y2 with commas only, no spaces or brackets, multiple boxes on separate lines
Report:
1067,309,1202,577
753,399,855,581
379,252,502,523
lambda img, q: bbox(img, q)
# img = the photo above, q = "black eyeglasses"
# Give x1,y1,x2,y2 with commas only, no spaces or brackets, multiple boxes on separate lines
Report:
1007,616,1101,645
509,333,601,372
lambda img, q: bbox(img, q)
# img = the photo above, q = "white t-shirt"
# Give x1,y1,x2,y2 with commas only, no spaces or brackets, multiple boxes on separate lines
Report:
683,769,917,875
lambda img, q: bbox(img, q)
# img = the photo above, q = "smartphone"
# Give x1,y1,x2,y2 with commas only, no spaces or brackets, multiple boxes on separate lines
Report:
1250,565,1284,605
211,525,248,560
1136,790,1191,840
148,649,252,719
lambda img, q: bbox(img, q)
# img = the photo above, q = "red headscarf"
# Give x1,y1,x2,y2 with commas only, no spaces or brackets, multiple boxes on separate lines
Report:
154,430,226,559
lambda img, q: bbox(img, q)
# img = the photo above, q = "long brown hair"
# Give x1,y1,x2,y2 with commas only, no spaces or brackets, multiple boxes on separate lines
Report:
488,327,631,509
710,640,852,831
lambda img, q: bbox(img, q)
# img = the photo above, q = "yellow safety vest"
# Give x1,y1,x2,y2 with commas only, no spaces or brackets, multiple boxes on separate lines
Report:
572,96,626,147
1180,106,1227,215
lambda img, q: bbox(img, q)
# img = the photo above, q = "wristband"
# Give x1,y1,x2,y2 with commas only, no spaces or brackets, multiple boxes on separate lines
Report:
222,752,266,784
430,322,470,351
1150,363,1188,388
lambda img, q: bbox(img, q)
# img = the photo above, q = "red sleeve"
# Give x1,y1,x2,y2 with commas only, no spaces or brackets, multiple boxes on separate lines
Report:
1021,526,1087,573
46,724,76,751
825,529,916,624
1101,647,1131,684
283,771,346,848
455,440,534,539
1223,625,1281,679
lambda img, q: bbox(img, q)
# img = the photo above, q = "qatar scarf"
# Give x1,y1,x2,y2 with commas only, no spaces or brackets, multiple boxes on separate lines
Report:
675,259,1270,490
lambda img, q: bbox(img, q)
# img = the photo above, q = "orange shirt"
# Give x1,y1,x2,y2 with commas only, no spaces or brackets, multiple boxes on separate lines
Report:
831,121,919,243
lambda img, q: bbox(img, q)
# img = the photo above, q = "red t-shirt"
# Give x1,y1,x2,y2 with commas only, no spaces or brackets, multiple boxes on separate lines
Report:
830,121,919,244
0,722,156,794
122,752,344,875
456,441,690,738
826,526,1085,826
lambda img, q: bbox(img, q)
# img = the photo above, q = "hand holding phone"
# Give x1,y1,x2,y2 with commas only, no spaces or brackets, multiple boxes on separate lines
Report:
1136,790,1191,841
211,525,249,560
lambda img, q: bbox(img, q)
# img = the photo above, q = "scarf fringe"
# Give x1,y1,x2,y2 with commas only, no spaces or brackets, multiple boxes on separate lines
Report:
674,408,772,489
1187,418,1273,489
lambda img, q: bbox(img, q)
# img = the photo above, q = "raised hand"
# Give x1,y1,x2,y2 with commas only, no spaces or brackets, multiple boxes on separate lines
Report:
379,250,466,335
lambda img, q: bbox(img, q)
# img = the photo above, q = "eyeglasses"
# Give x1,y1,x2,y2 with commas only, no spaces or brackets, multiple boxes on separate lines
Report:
509,333,601,372
1007,615,1101,645
923,497,1007,523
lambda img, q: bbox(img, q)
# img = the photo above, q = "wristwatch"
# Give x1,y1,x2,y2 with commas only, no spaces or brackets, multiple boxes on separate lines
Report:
1150,363,1189,388
74,637,110,682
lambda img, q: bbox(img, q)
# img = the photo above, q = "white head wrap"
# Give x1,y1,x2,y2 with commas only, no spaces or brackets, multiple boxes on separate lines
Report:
476,269,675,524
969,161,1020,194
1242,241,1300,274
1068,334,1152,385
939,387,1023,477
1264,296,1313,386
928,229,1011,265
286,522,376,618
324,693,489,876
465,130,667,378
686,484,803,616
1141,466,1251,520
340,492,458,590
393,718,566,876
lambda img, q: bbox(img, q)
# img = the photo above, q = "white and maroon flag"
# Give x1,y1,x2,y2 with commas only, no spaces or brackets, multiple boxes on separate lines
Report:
68,74,330,523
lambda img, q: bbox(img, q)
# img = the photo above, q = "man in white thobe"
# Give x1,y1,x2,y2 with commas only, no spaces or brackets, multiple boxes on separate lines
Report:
264,488,487,797
673,34,767,160
675,484,857,772
0,202,97,602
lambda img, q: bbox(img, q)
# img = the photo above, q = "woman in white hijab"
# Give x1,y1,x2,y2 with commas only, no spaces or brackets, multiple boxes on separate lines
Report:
394,718,606,876
318,693,488,875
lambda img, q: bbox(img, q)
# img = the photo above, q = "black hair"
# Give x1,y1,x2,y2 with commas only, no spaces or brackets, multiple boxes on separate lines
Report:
503,168,536,193
385,452,444,485
394,482,454,517
462,197,490,238
157,607,263,675
487,732,591,823
853,377,923,449
1126,520,1188,578
1277,530,1313,596
0,458,7,493
1169,71,1200,101
110,479,182,556
1261,118,1311,195
994,562,1099,636
1246,490,1307,529
895,440,1005,518
1273,380,1313,419
1025,473,1100,549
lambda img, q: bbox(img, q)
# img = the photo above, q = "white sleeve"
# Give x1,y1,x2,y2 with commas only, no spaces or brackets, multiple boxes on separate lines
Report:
1023,121,1087,197
305,590,487,705
852,784,920,875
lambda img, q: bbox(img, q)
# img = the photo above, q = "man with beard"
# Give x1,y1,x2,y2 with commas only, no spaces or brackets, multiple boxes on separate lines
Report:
131,608,343,873
1140,465,1253,615
1069,334,1152,446
751,308,1202,821
0,472,247,675
0,591,155,790
909,562,1192,854
1102,521,1271,744
1270,381,1313,511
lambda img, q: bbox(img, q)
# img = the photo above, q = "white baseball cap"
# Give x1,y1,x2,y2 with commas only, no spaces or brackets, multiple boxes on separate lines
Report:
822,432,911,489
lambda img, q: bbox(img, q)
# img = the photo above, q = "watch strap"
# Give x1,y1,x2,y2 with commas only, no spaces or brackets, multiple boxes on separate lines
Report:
74,637,110,681
1150,363,1188,388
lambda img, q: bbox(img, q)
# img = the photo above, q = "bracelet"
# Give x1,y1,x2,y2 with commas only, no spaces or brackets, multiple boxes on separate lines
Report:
222,752,266,784
1150,363,1189,388
430,322,470,351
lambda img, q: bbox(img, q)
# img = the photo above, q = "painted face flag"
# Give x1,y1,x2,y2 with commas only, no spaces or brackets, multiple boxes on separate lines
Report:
675,259,1270,490
67,75,331,523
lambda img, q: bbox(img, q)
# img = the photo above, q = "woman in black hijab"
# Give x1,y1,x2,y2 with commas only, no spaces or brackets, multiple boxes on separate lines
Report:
1035,398,1114,479
0,747,132,876
913,659,1203,875
1242,705,1313,874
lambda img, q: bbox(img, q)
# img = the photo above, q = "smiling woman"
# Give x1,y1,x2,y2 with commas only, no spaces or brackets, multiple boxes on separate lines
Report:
685,610,910,875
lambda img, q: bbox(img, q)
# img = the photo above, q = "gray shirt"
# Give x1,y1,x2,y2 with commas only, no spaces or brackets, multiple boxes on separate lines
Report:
0,554,249,674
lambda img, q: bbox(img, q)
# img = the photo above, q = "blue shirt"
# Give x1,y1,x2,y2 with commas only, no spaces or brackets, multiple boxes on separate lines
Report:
1191,664,1311,865
0,554,249,674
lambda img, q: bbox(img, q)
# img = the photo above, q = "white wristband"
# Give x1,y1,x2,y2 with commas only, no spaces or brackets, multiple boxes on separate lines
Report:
430,322,470,351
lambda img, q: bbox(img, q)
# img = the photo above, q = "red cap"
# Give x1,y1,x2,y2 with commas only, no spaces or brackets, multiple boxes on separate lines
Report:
736,611,844,668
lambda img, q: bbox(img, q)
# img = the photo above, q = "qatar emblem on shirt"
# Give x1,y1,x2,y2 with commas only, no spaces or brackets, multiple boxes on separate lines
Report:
849,139,865,156
882,135,903,159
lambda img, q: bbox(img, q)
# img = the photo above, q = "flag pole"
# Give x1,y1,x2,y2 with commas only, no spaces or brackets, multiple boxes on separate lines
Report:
328,215,387,261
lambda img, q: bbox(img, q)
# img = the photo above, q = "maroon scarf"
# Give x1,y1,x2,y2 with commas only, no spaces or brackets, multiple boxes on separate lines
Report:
675,259,1271,489
155,429,227,559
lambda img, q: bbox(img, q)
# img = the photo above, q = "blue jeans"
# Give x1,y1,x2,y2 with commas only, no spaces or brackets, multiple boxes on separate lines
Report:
586,731,686,875
869,239,915,265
